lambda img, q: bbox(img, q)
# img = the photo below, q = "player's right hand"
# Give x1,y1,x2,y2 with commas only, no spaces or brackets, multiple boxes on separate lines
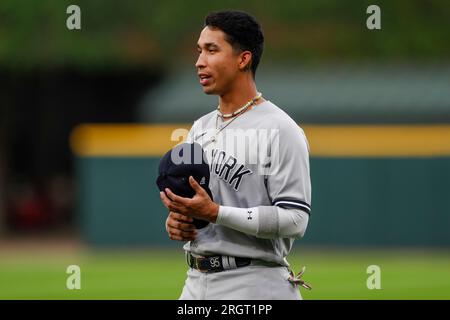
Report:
166,211,197,241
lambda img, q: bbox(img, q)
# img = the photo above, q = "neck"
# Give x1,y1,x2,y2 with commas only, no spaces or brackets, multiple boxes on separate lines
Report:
218,75,259,115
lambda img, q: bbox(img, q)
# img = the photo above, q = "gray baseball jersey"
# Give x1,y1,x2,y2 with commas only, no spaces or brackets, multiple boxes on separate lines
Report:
184,100,311,267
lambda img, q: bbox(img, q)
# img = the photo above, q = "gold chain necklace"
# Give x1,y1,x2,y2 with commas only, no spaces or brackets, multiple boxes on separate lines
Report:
217,92,262,119
210,92,263,143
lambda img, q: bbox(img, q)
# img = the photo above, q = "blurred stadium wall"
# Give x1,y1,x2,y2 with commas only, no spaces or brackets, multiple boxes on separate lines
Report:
0,1,449,247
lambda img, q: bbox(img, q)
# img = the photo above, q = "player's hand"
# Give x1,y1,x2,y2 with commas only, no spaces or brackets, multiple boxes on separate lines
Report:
165,211,197,241
160,176,219,223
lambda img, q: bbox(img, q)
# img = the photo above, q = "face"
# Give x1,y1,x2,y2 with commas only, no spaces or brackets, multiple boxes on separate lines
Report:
195,27,247,95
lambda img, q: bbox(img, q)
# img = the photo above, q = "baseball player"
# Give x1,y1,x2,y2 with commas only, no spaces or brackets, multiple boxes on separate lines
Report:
160,10,311,300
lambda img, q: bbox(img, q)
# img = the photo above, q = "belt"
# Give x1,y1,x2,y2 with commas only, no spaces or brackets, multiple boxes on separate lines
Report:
187,252,252,273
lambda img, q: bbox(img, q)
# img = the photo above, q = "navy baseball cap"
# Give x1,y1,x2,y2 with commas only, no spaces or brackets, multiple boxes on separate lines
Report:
156,142,212,229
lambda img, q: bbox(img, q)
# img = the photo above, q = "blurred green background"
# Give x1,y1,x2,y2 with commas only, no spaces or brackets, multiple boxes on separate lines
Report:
0,0,449,300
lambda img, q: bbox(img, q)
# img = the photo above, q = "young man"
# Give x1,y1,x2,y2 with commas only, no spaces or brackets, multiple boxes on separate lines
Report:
160,10,311,300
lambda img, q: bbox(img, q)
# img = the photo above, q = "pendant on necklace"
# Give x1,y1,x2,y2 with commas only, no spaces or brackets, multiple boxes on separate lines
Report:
210,135,216,143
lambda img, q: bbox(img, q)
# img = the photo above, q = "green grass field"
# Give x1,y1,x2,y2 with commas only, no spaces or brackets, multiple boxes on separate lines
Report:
1,247,449,299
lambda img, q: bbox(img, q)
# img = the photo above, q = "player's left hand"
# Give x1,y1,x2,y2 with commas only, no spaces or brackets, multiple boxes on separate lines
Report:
160,176,219,223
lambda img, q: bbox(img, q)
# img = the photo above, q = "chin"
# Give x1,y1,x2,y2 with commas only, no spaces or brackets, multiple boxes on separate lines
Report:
202,86,218,95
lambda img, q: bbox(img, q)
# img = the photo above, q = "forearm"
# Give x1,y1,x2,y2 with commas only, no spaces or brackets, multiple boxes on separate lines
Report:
215,205,309,239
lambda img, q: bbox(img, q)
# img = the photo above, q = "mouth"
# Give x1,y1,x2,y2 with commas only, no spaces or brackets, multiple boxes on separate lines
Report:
198,73,212,86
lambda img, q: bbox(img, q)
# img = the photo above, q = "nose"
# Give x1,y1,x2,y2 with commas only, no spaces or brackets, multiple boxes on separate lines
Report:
195,52,206,69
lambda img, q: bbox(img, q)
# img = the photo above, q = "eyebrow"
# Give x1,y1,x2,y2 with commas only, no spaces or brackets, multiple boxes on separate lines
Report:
197,42,219,50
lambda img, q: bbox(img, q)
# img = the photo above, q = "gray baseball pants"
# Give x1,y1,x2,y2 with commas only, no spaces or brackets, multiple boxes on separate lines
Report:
179,264,302,300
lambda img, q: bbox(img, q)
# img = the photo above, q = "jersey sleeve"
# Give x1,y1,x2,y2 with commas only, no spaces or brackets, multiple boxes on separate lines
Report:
266,123,312,215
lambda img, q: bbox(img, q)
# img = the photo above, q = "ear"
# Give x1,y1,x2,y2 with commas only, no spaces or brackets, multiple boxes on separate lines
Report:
238,51,252,71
